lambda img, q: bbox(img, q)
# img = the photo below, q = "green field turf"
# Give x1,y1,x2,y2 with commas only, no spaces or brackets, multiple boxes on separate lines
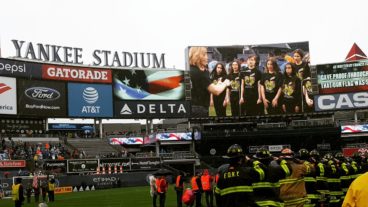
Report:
0,186,180,207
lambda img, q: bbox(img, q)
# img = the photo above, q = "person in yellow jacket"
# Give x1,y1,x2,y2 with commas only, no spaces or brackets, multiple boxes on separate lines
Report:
342,172,368,207
48,178,56,202
12,177,24,207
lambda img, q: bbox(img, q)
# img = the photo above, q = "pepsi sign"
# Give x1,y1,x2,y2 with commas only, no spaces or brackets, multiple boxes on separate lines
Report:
68,83,113,117
17,80,67,117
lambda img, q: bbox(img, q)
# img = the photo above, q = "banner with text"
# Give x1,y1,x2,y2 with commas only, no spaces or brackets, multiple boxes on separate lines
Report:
317,60,368,94
0,58,42,78
0,76,17,115
314,91,368,111
67,159,99,173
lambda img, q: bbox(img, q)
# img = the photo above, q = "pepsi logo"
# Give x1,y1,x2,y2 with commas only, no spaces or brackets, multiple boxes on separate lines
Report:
25,87,60,101
83,87,99,104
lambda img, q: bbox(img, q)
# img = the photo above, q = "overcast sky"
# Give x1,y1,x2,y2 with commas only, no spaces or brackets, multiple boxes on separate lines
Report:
1,0,367,69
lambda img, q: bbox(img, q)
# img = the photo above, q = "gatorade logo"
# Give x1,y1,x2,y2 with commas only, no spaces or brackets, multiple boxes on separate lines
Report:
0,83,11,94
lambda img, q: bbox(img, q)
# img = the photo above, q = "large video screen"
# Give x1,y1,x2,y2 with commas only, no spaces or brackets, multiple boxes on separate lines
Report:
113,69,185,100
186,42,313,117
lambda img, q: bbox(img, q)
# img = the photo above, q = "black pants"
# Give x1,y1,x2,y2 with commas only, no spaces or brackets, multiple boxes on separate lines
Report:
42,192,47,202
204,190,213,207
176,189,183,207
34,193,40,203
48,191,55,202
159,193,166,207
213,93,226,117
15,200,22,207
283,99,299,114
153,193,158,207
230,91,240,116
244,97,263,116
194,190,202,207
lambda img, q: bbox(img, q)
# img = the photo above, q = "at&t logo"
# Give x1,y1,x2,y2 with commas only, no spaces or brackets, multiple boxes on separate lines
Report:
81,87,100,113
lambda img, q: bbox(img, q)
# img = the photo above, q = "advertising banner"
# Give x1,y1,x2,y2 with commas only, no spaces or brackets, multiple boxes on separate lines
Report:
17,79,67,117
114,101,190,118
317,60,368,94
0,118,45,134
44,160,67,173
314,92,368,111
113,69,185,100
130,158,161,170
155,132,192,141
341,124,368,134
99,158,131,169
0,160,26,168
0,76,17,115
109,137,144,145
42,64,112,83
68,83,113,117
48,123,94,131
67,159,99,173
54,186,73,194
186,42,313,117
0,58,42,78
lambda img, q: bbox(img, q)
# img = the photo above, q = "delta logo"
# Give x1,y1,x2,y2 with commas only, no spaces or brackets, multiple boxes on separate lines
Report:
0,83,11,94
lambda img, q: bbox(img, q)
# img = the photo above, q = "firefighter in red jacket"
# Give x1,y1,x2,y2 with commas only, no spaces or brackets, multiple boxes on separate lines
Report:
156,175,168,207
201,169,214,207
175,172,185,207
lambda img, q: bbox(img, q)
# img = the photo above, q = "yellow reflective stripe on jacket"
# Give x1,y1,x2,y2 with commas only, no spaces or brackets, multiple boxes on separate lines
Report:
256,200,284,207
318,163,325,177
253,161,265,181
351,161,358,173
350,174,361,179
280,160,290,177
340,175,350,180
327,178,340,183
219,186,253,196
304,161,311,174
341,163,349,175
306,194,321,199
304,177,316,182
283,198,306,205
329,191,343,196
214,186,221,194
316,176,327,181
252,182,280,188
279,178,304,185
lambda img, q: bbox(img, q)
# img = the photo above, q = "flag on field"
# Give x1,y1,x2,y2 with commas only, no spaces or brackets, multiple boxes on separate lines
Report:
114,70,184,100
32,176,38,188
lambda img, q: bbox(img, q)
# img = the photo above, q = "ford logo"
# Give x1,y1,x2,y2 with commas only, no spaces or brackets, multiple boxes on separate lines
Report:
25,87,60,101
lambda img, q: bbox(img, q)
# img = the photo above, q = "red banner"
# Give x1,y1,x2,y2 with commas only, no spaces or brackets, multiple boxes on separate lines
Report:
0,160,26,168
42,64,112,83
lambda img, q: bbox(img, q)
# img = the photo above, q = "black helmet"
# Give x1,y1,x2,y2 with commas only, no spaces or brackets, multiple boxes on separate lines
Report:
323,153,334,160
352,152,362,162
298,149,309,159
253,148,272,160
310,149,320,158
335,152,345,161
223,144,244,159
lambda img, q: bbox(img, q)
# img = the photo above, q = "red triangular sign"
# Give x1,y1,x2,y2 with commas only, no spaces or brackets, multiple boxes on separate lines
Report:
345,43,367,62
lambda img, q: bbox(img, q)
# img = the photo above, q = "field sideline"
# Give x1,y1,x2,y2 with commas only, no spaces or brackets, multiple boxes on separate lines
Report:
0,186,179,207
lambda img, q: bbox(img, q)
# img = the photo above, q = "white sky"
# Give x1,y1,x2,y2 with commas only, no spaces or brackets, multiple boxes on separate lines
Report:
1,0,367,69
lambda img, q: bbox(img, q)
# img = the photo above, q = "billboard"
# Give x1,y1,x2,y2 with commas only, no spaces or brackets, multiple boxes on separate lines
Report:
109,137,144,145
341,124,368,134
155,132,192,141
0,58,42,78
114,100,190,118
17,80,67,117
314,92,368,111
113,69,185,100
186,41,313,117
0,76,17,115
67,159,99,173
317,61,368,94
42,64,112,83
68,83,113,117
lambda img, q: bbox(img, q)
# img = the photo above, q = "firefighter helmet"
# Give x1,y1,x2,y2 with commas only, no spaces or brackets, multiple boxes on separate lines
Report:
335,152,345,161
280,148,294,158
298,148,309,159
223,144,244,158
323,153,334,160
310,149,320,158
253,148,272,160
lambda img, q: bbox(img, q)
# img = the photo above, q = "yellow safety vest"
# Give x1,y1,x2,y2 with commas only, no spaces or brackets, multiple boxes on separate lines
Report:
12,184,20,201
48,183,55,191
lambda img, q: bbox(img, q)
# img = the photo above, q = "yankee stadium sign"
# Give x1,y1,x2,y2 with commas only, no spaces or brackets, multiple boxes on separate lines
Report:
11,39,166,68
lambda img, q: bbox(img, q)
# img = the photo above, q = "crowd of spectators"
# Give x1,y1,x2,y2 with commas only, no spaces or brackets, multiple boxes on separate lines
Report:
0,137,71,161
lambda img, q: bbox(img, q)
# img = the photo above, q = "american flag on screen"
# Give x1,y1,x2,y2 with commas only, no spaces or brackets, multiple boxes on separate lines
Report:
114,69,184,100
341,124,368,134
155,132,192,141
110,137,144,145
